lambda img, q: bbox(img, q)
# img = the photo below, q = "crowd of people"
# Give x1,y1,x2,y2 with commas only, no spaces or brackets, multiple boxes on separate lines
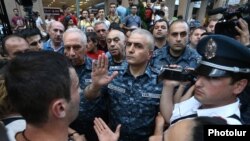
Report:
1,0,250,141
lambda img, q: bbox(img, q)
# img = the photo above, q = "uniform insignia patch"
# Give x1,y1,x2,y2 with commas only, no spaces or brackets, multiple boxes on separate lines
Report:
108,84,126,93
205,38,217,59
142,93,161,99
84,79,92,83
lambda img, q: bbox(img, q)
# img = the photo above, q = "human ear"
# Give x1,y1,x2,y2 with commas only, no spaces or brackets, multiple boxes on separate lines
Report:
51,99,67,118
233,79,248,95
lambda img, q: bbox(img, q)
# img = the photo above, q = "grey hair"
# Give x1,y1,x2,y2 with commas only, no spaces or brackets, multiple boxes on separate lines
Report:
94,21,108,30
48,21,65,32
131,29,155,51
63,28,87,46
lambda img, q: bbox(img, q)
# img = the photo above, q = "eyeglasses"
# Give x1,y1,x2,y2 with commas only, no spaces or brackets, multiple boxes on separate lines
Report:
171,31,187,37
96,29,106,33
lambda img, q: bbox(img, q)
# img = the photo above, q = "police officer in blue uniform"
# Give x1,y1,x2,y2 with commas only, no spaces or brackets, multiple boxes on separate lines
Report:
63,28,108,141
150,20,201,70
85,29,163,141
160,34,250,125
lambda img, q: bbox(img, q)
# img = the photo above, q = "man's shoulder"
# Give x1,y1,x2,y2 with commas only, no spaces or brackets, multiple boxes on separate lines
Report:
184,47,201,58
43,40,51,48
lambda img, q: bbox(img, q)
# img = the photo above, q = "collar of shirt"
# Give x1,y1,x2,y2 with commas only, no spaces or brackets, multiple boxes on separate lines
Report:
197,99,241,118
121,62,152,78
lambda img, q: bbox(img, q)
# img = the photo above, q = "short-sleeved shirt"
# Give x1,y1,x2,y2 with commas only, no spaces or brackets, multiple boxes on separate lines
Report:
122,15,141,28
101,62,163,141
150,45,201,69
43,39,64,54
71,57,108,141
11,16,25,27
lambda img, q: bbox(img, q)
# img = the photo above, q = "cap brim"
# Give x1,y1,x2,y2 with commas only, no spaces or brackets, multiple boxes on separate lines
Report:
194,64,232,77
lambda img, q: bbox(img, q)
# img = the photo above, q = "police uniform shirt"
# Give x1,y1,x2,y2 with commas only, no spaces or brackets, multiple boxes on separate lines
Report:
150,45,201,69
71,57,108,137
106,52,125,66
170,96,242,125
102,62,163,141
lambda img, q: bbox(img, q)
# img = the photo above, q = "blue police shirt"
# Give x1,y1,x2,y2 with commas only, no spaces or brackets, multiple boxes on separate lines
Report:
102,62,163,141
150,45,201,69
106,52,126,66
71,57,108,138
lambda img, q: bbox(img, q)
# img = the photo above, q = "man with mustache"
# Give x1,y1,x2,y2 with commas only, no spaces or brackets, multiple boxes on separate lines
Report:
151,20,200,70
160,34,250,125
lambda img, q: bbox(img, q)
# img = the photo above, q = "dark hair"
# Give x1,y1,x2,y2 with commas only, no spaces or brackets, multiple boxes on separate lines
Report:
153,19,169,29
109,22,124,33
2,34,26,56
86,32,98,44
131,4,138,8
155,10,165,17
169,19,189,32
229,72,250,85
5,51,72,126
117,0,122,5
177,15,183,20
201,32,214,37
110,2,116,6
17,28,42,39
192,117,227,141
190,27,206,35
63,15,72,29
62,4,69,11
0,124,9,141
98,8,105,12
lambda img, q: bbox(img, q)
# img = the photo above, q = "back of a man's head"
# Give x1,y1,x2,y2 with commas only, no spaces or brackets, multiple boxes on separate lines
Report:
5,51,72,125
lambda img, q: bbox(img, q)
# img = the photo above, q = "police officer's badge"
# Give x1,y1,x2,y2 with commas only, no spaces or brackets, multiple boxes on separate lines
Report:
204,38,217,59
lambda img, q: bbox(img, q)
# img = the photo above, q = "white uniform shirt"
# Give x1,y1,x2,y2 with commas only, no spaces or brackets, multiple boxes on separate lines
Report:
170,96,242,125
